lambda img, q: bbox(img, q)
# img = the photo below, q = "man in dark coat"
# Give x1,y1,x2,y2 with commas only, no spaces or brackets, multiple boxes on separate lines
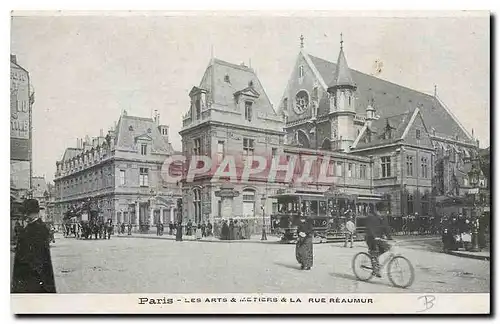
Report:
229,219,235,240
12,199,56,293
207,221,213,237
365,205,392,278
221,220,229,240
175,222,183,241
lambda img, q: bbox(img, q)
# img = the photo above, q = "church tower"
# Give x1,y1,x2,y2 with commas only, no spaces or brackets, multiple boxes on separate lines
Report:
327,34,357,152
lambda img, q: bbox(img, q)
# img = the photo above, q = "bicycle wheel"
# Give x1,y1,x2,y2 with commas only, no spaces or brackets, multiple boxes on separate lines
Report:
352,252,374,281
387,255,415,288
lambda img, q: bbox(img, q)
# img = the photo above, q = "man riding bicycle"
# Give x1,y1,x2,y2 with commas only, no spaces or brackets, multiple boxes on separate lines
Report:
365,203,393,277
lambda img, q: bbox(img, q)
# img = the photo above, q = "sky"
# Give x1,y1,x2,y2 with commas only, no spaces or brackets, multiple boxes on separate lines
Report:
10,12,490,183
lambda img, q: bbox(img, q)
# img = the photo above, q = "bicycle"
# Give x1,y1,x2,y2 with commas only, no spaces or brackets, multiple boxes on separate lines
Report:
352,239,415,288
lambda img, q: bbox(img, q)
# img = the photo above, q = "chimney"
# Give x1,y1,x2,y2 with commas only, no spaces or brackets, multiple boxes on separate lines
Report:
10,54,17,64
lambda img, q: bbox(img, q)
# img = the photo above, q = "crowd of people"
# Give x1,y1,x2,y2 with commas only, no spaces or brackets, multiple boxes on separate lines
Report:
61,220,113,240
440,213,488,251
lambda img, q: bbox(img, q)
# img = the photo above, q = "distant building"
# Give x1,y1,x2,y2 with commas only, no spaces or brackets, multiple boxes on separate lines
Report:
53,111,181,230
32,176,49,222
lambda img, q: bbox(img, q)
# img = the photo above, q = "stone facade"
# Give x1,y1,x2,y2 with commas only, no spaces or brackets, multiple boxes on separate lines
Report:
53,112,181,229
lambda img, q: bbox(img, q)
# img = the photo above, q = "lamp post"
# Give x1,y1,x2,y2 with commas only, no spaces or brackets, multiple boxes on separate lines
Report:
261,195,267,241
468,161,481,252
149,188,156,233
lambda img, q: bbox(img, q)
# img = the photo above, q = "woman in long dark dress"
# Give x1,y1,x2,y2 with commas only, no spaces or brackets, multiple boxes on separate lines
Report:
295,217,314,270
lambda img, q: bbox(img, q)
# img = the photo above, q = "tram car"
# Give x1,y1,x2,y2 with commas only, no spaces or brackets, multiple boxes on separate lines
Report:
270,189,384,243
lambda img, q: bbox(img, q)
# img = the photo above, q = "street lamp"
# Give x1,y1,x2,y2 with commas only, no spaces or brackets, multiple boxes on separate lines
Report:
261,195,267,241
468,163,481,252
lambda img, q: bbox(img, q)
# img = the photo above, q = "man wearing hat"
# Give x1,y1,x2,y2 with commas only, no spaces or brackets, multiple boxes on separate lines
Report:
12,199,56,293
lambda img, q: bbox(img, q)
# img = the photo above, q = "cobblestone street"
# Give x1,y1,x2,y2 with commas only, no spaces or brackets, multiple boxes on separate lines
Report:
38,234,490,294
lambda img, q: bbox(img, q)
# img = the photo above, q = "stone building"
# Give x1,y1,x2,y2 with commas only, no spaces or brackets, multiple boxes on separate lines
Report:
10,55,35,199
277,36,480,217
179,58,379,230
53,111,181,230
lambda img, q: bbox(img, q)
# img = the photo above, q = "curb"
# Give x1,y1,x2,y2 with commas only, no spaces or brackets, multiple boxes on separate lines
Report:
115,235,283,245
446,250,490,261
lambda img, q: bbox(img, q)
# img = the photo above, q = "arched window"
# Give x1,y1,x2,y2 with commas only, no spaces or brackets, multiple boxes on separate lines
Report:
193,188,202,224
242,189,256,218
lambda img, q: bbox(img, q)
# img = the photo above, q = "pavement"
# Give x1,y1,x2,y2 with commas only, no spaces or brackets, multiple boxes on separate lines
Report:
115,233,491,261
11,233,490,294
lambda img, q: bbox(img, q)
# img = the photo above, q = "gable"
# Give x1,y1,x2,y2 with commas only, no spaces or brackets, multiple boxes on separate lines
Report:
279,51,327,123
402,111,433,148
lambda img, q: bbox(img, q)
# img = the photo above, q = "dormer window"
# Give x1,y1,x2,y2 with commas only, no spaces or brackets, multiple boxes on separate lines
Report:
147,128,151,133
245,101,253,122
141,144,147,156
129,125,134,131
248,80,254,87
224,74,230,83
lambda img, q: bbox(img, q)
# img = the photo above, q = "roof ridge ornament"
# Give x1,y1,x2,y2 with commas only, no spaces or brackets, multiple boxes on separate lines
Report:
340,32,343,50
300,34,304,49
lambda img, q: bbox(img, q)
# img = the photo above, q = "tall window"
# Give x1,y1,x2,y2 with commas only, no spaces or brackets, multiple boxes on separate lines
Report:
421,157,428,178
195,99,201,120
193,188,202,224
299,65,304,78
360,164,367,179
407,194,414,215
421,193,429,215
416,129,421,139
271,147,277,157
312,87,318,100
193,138,201,155
406,155,413,177
217,140,225,163
119,170,125,186
347,163,353,178
245,101,253,122
243,138,255,158
381,156,391,177
336,161,343,177
139,168,149,187
141,144,147,156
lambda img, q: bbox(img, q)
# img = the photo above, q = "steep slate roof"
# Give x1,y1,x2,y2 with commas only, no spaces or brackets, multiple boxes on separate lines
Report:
355,110,414,149
115,115,172,154
307,54,473,144
199,58,278,116
329,48,356,88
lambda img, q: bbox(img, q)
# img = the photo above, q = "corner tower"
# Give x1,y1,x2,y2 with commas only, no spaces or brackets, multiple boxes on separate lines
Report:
327,34,357,152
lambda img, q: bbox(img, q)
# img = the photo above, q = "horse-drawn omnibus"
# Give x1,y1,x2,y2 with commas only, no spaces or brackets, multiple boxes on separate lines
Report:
270,189,384,243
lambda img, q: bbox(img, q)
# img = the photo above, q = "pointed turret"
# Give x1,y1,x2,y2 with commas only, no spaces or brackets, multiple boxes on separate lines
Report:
328,33,356,91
